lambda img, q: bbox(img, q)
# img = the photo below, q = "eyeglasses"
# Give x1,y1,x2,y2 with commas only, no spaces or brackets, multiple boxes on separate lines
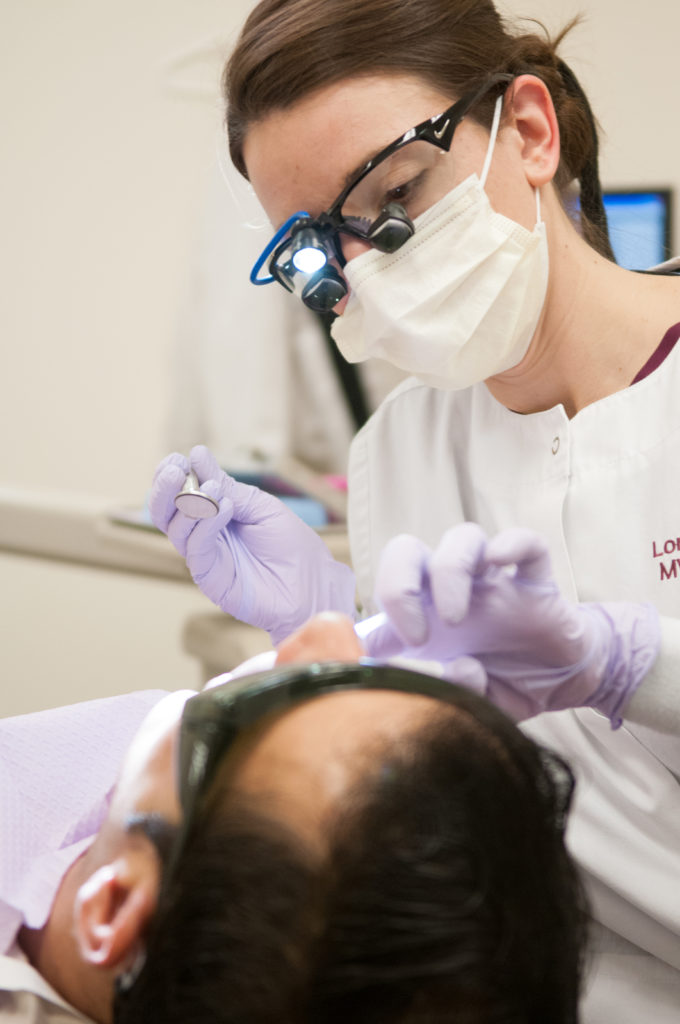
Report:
120,664,501,898
250,73,513,312
174,661,492,868
171,657,575,882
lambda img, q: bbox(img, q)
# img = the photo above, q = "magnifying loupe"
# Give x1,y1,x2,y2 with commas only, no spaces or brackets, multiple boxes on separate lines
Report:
174,470,220,519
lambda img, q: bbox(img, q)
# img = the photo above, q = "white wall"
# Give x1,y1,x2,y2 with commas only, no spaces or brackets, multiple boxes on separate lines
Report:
1,0,259,714
499,0,680,198
2,1,678,714
1,0,254,500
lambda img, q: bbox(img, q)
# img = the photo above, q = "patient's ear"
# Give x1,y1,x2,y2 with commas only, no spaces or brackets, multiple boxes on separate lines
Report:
74,850,159,969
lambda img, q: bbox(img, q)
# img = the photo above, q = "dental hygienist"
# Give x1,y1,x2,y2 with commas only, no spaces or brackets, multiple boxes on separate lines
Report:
150,1,680,1019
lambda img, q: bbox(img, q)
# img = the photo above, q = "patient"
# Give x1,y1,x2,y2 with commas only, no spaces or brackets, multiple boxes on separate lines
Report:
4,616,587,1024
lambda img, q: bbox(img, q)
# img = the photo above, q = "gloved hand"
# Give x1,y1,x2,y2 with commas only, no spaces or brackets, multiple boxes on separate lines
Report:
364,523,660,727
149,446,356,645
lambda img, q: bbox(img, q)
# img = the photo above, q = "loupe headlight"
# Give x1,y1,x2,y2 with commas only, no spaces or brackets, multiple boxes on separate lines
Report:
251,211,346,310
250,202,414,313
291,228,328,274
265,215,348,311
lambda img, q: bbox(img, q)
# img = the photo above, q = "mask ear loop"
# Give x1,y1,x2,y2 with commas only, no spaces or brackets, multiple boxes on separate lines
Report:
479,94,504,189
479,93,544,229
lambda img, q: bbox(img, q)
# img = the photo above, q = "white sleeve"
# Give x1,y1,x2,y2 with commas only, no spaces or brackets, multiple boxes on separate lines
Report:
623,616,680,735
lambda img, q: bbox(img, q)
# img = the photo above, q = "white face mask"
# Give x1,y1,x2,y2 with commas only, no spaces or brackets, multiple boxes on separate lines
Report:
331,97,549,390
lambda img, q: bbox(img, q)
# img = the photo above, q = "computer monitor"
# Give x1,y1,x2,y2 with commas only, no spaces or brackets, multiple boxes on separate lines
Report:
602,189,673,270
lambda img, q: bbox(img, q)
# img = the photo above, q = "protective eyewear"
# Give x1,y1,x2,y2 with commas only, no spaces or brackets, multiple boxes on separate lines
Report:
250,73,513,312
174,661,490,868
172,657,575,881
122,661,507,907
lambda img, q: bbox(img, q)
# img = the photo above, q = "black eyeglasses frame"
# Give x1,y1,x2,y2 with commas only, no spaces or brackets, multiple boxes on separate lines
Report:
322,71,514,241
266,72,513,281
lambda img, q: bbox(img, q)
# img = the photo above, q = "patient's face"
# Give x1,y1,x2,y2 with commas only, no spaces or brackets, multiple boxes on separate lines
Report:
102,689,190,843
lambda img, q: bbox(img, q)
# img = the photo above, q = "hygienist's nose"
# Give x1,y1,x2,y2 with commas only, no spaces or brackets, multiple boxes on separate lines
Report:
330,236,372,314
333,292,350,315
339,235,373,264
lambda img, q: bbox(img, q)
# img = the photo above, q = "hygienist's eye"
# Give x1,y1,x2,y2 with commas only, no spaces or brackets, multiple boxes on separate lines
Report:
383,170,427,212
342,141,443,225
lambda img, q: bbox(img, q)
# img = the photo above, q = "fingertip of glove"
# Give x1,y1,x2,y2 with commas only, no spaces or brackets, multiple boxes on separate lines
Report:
485,527,548,564
382,533,431,561
199,478,224,501
153,451,188,483
189,443,209,466
149,462,191,529
207,486,236,526
190,445,222,485
153,461,189,493
201,492,235,532
428,569,470,625
446,656,487,694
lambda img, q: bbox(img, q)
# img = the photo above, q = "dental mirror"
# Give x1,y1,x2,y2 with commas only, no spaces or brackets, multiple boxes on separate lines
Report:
174,470,220,519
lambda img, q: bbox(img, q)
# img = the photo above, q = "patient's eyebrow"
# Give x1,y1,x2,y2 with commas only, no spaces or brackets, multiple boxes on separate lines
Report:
126,813,179,866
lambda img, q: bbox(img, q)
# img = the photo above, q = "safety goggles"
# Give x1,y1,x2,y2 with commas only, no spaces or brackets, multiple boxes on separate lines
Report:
173,661,492,869
119,661,503,908
250,73,513,312
166,657,576,882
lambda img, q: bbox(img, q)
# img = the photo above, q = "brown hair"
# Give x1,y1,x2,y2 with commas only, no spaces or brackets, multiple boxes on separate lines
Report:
223,0,612,257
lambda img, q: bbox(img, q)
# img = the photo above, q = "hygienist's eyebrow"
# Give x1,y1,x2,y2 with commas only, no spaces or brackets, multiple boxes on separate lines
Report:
271,155,381,229
339,153,375,193
338,139,399,194
270,141,397,231
337,123,420,194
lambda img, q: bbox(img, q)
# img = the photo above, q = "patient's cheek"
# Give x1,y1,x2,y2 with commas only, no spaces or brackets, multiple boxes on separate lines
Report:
275,612,364,664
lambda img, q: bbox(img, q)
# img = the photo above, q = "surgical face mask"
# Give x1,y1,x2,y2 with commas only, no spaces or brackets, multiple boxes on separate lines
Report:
331,98,549,390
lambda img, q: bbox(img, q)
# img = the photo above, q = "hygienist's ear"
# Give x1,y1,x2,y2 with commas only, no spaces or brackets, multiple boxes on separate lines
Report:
505,75,561,187
73,853,158,970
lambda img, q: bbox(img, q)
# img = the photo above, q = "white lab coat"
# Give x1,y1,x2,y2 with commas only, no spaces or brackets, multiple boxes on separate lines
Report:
348,342,680,1020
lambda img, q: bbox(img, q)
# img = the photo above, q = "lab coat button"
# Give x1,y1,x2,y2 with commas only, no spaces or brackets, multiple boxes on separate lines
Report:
551,436,560,455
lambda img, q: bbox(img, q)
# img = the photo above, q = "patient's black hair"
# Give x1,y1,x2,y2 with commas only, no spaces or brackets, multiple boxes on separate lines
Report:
114,692,588,1023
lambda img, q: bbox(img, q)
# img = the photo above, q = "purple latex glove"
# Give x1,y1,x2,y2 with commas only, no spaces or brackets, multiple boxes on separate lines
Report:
365,523,660,726
149,446,356,645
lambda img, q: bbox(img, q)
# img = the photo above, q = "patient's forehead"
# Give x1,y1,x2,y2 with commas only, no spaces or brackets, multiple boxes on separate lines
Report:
230,690,441,852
